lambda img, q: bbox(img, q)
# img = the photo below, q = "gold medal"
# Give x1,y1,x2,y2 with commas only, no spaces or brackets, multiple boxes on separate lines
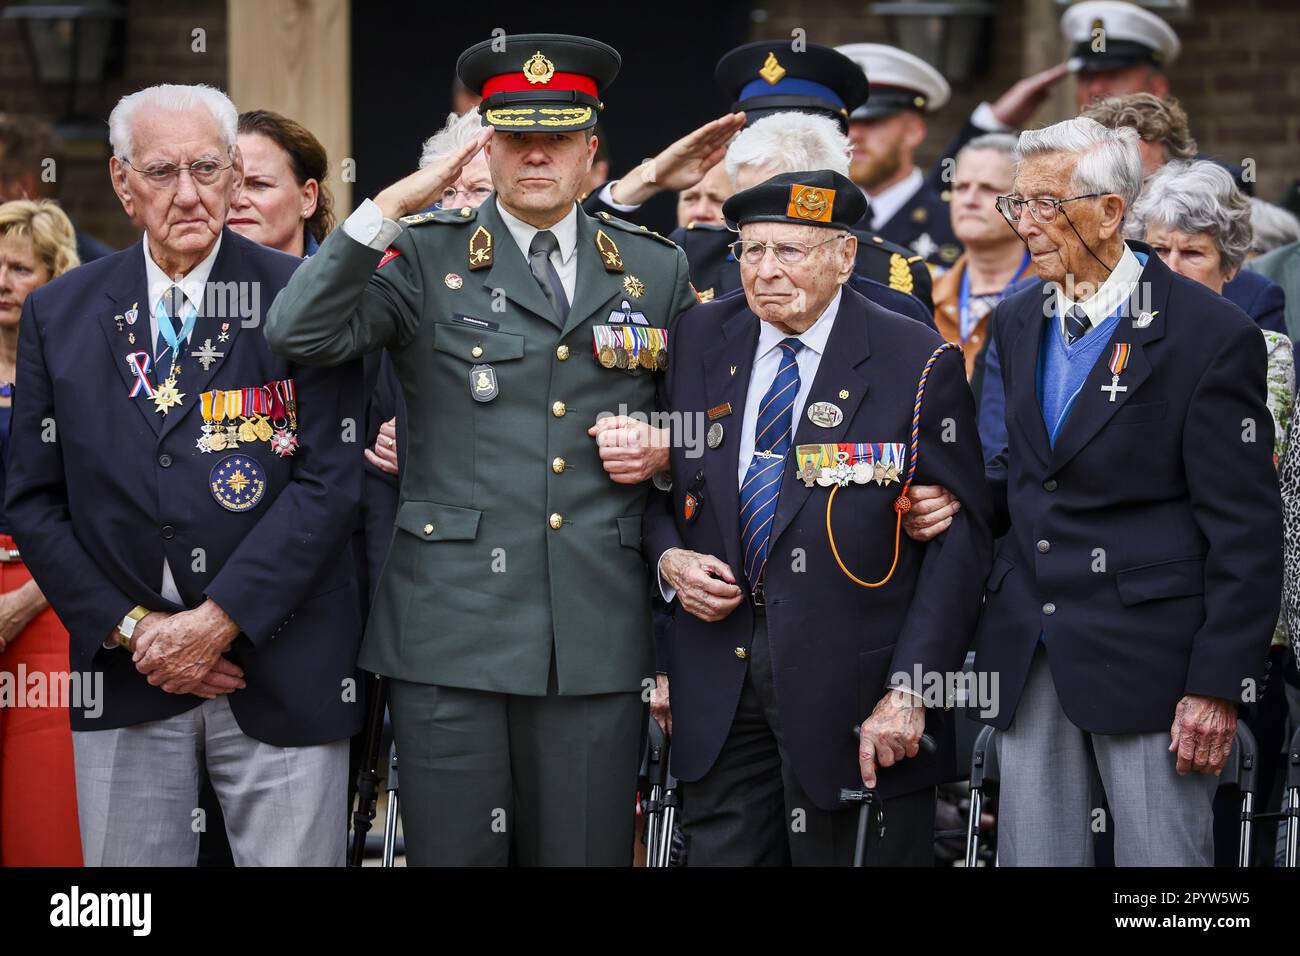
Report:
598,346,616,369
210,429,227,451
254,415,274,442
238,418,258,443
639,347,656,371
152,374,185,415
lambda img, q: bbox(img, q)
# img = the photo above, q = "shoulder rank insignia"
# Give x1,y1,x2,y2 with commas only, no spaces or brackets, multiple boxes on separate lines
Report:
888,253,914,295
595,229,624,272
468,225,493,270
696,286,715,304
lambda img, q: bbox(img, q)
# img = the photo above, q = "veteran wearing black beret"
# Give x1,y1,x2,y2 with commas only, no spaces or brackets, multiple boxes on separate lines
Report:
643,169,993,865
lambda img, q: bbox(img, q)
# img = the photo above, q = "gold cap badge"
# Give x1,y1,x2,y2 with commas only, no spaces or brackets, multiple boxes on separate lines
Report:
788,184,835,223
523,52,556,85
759,51,786,85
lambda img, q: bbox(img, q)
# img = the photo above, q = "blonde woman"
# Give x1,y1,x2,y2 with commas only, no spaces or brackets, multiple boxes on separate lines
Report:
0,198,81,865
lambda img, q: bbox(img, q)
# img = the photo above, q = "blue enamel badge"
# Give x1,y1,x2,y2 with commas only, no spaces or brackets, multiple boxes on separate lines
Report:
210,454,267,513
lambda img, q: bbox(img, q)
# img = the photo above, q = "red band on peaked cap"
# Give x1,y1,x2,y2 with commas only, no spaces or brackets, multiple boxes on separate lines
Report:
481,72,599,99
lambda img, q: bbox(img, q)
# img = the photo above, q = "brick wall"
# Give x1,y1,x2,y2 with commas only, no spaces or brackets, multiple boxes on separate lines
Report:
0,0,228,250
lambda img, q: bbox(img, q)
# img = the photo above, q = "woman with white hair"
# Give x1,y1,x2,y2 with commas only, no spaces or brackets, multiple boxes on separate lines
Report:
1129,158,1295,866
418,108,492,210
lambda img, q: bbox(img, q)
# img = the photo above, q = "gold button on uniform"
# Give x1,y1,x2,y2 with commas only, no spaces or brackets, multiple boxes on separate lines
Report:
552,401,566,417
423,523,434,536
556,344,571,361
734,647,748,660
549,513,563,530
471,345,483,359
552,457,566,474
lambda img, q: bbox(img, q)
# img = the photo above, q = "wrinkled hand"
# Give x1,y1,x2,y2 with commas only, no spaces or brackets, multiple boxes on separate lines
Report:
989,62,1071,128
133,600,241,696
650,674,672,737
859,689,926,788
661,549,744,623
364,417,400,475
903,484,960,542
0,582,44,652
374,126,493,221
588,415,670,484
1169,694,1237,775
610,112,746,206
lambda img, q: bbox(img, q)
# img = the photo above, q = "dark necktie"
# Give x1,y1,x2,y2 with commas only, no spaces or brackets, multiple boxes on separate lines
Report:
528,230,570,322
1064,304,1090,346
739,338,805,587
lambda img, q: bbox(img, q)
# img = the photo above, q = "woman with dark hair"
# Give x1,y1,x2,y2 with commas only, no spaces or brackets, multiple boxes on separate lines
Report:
227,110,334,257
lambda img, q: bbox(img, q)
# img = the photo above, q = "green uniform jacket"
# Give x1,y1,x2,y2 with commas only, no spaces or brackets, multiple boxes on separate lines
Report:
265,198,696,696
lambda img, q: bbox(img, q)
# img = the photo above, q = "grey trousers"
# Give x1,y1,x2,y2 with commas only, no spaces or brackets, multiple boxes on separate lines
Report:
73,696,348,866
387,678,644,866
680,614,935,866
998,645,1218,866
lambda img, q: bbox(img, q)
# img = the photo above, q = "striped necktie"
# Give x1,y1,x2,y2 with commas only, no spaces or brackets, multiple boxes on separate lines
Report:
1064,304,1090,345
739,337,804,587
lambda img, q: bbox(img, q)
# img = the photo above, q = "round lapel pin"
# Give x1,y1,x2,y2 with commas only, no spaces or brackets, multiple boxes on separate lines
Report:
707,422,724,449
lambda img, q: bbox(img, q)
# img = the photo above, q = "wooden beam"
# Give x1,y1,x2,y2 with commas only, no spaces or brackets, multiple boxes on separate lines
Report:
227,0,352,215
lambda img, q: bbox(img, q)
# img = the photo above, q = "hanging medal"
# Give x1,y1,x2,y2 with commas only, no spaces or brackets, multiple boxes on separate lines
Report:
253,385,274,442
210,390,228,451
198,391,215,452
1101,342,1131,403
223,389,243,448
238,386,260,443
151,296,195,416
269,379,298,457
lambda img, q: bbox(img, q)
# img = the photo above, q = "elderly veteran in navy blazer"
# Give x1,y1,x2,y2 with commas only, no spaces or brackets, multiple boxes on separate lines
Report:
4,83,363,866
958,118,1281,866
644,170,992,866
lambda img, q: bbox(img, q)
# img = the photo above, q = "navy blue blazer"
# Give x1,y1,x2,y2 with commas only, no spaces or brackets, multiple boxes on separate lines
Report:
644,284,992,809
6,228,365,745
977,241,1283,734
1222,268,1286,335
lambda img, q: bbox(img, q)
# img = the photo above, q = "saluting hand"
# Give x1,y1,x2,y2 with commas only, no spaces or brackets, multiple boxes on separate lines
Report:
661,549,744,623
374,126,494,221
988,62,1071,129
609,112,747,207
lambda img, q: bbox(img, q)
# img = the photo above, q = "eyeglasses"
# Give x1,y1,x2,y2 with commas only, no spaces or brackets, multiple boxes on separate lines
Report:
729,235,846,265
995,193,1104,224
121,157,234,188
441,184,494,207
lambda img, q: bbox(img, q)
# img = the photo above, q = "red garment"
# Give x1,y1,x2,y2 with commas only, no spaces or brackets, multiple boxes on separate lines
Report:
0,534,82,866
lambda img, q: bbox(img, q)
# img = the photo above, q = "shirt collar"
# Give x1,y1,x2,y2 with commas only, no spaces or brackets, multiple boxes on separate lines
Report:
867,167,923,231
756,288,842,360
142,230,223,317
1055,241,1143,331
495,198,579,264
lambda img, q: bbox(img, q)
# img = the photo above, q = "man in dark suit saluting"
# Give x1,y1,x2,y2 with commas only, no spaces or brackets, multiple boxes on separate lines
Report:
645,170,991,865
5,83,363,865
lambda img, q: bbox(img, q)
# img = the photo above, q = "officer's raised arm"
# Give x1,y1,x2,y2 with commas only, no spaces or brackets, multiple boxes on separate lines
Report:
264,129,491,366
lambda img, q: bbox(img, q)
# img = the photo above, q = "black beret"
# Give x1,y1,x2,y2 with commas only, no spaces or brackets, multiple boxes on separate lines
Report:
722,169,867,231
715,41,870,132
457,33,620,132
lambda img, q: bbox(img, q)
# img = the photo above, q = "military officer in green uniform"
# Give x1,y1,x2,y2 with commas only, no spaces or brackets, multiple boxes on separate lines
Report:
265,33,696,866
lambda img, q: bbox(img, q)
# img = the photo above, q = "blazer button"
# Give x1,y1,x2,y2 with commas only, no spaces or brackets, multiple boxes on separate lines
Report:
1043,479,1058,491
1037,539,1050,553
423,523,434,536
1042,602,1056,615
161,525,175,539
158,453,173,468
471,345,483,358
549,513,563,530
734,647,748,660
552,401,566,418
552,457,566,474
556,344,571,361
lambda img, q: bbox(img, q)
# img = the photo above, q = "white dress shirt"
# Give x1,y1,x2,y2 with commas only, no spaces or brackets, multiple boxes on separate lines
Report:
659,289,843,603
144,231,222,609
1054,242,1143,339
867,167,924,233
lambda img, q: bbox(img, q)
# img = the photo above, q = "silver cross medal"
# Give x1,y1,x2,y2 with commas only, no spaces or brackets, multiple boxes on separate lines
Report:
190,338,225,371
1100,374,1127,402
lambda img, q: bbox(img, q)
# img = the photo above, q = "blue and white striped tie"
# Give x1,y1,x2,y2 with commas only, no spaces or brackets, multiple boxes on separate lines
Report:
739,337,804,587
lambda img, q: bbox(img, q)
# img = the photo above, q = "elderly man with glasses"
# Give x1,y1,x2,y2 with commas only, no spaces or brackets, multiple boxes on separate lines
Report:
5,83,364,865
643,169,992,865
944,117,1281,866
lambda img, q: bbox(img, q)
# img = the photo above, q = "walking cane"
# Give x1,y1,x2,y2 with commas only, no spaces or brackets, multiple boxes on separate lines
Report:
348,672,388,867
381,742,400,867
839,726,936,867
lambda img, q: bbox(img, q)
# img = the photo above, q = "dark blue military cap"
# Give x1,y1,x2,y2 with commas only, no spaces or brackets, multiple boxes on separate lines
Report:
715,41,870,132
722,169,867,232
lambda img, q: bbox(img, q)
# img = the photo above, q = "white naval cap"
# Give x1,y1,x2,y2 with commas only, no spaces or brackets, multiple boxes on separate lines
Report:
1061,1,1181,72
835,43,951,121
